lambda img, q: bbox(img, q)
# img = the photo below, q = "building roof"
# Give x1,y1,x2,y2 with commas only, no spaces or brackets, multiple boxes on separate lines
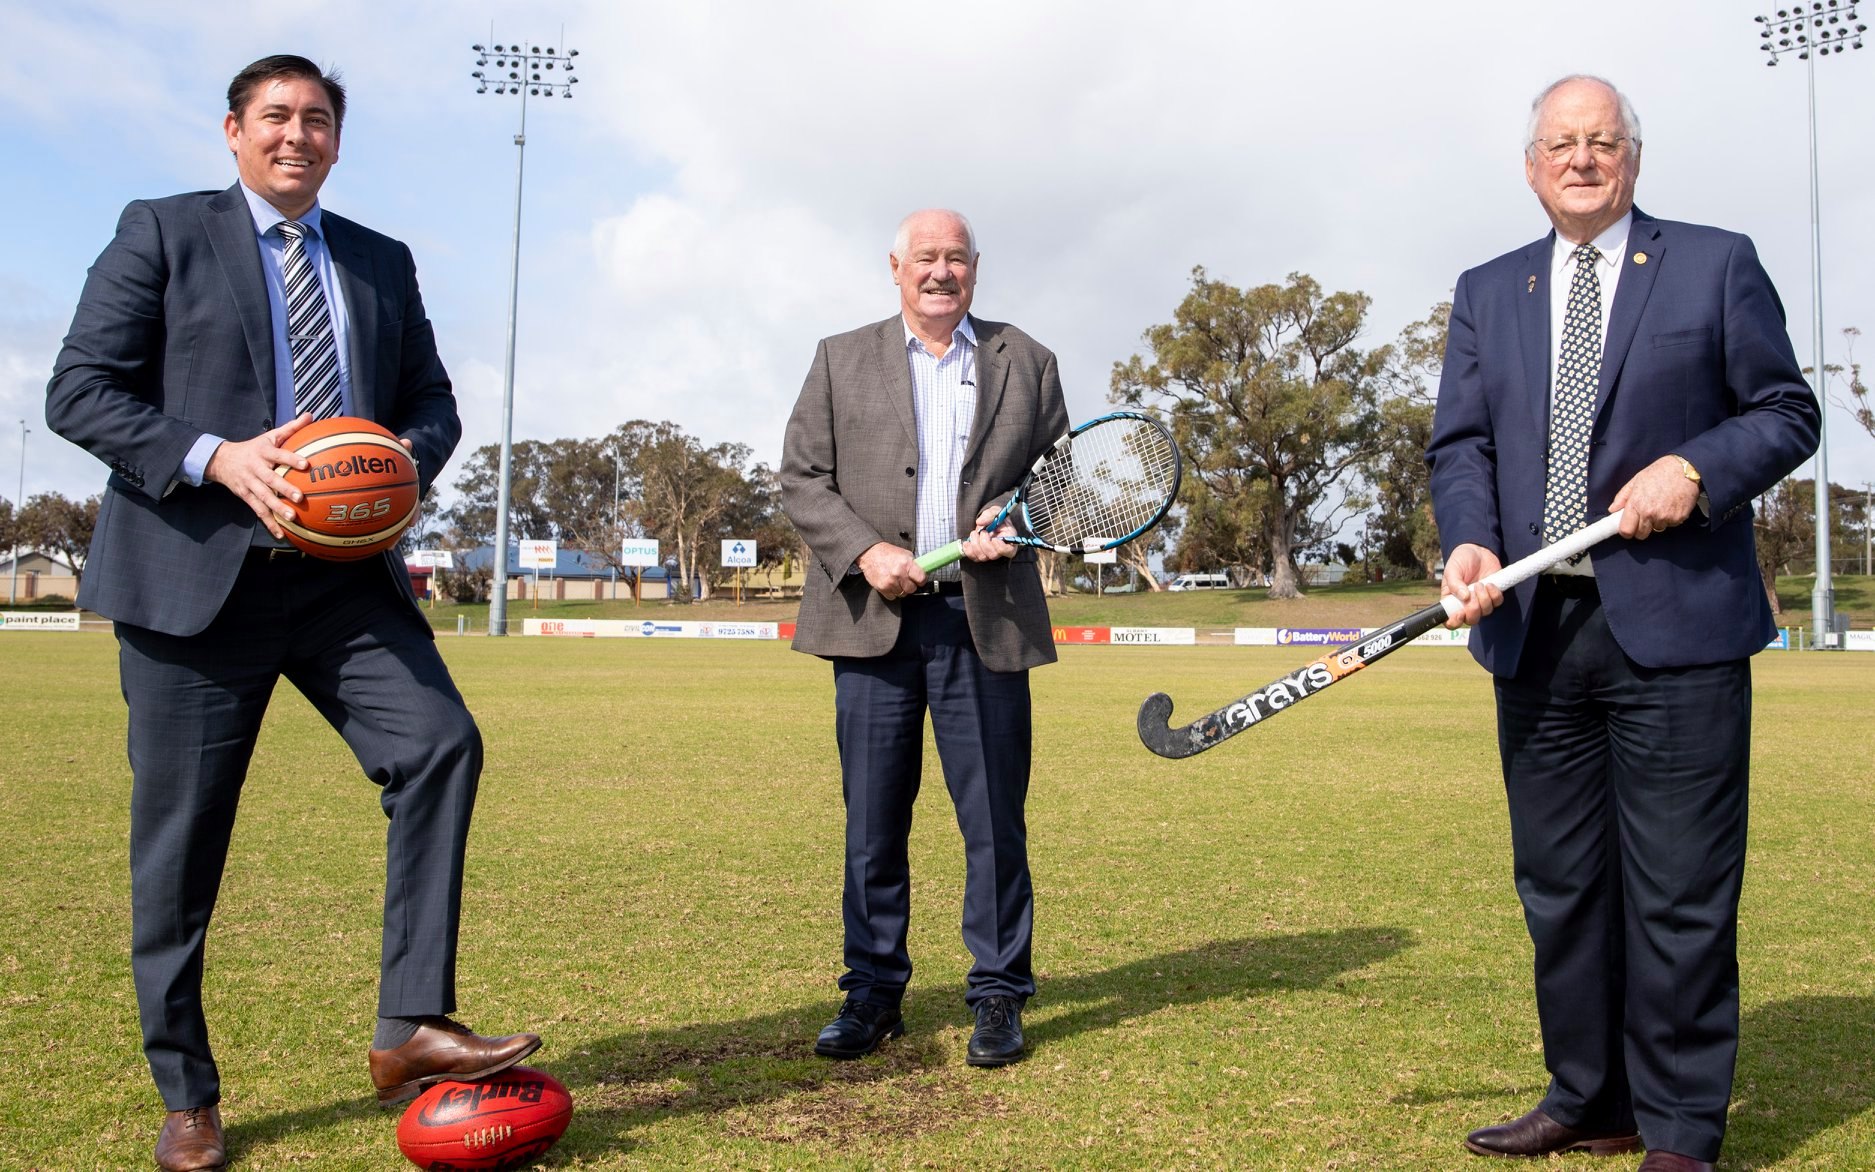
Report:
441,545,672,580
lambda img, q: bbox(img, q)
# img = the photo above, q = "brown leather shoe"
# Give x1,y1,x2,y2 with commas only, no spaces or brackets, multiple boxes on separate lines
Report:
367,1016,542,1105
1464,1107,1641,1157
155,1105,225,1171
1638,1153,1715,1172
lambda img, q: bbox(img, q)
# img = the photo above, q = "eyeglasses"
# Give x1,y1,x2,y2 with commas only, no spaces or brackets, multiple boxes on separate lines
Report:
1529,134,1634,163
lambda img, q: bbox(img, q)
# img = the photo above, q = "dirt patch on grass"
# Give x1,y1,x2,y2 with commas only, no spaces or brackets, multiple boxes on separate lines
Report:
723,1074,1010,1145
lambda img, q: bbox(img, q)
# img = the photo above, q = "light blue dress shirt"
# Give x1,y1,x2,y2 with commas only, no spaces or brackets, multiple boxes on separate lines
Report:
179,183,355,485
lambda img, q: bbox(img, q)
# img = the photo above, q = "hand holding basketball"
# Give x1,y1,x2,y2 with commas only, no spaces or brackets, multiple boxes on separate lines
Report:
205,412,316,539
272,416,422,560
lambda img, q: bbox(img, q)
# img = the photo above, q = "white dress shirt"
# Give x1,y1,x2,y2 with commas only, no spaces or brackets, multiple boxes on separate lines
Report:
904,317,978,581
1544,211,1631,576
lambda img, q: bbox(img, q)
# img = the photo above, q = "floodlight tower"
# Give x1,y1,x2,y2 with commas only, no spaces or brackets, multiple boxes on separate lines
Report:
610,444,623,600
8,420,25,606
1753,1,1864,648
470,35,580,634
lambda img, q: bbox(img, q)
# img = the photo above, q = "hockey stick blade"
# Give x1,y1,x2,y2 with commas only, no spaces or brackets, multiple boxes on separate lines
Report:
1137,511,1625,759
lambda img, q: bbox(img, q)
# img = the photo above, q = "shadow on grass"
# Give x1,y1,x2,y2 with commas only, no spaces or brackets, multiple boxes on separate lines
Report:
545,925,1409,1155
1727,994,1875,1167
1389,994,1875,1164
224,926,1407,1158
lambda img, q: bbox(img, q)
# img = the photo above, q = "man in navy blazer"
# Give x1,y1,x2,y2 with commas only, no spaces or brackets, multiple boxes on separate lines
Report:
46,55,537,1171
1428,76,1817,1171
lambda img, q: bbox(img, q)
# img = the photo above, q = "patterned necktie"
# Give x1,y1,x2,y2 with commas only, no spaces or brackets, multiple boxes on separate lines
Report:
1542,242,1603,549
277,220,341,421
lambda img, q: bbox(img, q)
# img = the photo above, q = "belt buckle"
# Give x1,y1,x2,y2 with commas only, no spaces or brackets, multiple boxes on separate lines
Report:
267,546,307,561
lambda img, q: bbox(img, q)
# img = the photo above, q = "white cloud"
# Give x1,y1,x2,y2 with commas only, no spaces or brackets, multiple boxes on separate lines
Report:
4,0,1872,507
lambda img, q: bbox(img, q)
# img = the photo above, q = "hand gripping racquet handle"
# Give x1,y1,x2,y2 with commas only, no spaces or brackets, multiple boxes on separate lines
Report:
916,541,966,574
916,496,1021,573
1137,511,1625,759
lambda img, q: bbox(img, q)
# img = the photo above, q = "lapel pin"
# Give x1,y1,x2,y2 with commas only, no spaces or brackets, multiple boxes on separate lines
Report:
1527,275,1537,293
1633,252,1647,265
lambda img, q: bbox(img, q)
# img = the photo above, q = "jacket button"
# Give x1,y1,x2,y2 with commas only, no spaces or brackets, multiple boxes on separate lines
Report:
904,467,916,477
899,531,910,540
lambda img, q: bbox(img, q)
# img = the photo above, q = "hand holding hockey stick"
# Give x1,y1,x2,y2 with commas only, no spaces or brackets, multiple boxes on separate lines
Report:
1137,511,1625,759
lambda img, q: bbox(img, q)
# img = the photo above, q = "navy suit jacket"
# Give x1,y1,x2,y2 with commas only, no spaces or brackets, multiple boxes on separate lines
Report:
46,183,460,637
1427,209,1819,675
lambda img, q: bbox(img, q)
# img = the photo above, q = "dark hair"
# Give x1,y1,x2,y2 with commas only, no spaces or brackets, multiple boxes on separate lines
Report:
227,55,347,130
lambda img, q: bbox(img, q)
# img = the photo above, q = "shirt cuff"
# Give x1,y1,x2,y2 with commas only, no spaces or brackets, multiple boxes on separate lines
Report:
178,433,225,488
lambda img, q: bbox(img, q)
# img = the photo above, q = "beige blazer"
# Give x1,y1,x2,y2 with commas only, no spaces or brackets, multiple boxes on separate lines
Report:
780,314,1069,672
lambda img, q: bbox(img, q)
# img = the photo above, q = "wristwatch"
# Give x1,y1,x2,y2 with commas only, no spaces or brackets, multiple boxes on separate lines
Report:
1672,455,1701,484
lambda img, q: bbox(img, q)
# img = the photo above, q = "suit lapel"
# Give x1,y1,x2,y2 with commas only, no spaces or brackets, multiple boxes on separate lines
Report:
1593,210,1662,427
964,315,1007,469
1517,233,1554,431
872,317,919,448
202,184,277,416
323,212,380,422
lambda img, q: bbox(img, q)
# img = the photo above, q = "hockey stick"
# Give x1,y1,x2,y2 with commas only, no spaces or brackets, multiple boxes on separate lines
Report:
1136,511,1625,759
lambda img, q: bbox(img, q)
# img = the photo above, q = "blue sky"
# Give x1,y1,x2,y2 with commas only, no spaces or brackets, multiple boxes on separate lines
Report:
5,0,1873,515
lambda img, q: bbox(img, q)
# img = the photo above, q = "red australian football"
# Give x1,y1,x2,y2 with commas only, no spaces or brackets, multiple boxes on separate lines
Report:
396,1065,573,1171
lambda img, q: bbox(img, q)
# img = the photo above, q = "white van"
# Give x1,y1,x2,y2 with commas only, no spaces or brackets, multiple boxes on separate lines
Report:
1167,572,1230,591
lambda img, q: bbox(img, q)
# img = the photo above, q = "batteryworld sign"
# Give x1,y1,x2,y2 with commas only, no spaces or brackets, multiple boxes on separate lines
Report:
1276,627,1365,646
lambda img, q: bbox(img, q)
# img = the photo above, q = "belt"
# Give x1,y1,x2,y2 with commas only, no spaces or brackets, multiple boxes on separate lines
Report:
908,579,964,596
1539,573,1599,598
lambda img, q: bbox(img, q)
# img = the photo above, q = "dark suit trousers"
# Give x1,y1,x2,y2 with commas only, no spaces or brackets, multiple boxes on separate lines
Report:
1495,577,1749,1163
831,592,1035,1010
115,553,481,1110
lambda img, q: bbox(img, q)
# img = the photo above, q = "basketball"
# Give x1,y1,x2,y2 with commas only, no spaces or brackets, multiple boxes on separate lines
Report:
395,1066,573,1170
273,416,420,560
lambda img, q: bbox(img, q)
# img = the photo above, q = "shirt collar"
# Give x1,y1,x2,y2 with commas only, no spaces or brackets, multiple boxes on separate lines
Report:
1552,211,1632,274
902,315,977,354
238,181,324,240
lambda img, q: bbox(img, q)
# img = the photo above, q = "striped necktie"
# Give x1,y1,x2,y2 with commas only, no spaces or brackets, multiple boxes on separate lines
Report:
1542,243,1603,551
277,219,341,421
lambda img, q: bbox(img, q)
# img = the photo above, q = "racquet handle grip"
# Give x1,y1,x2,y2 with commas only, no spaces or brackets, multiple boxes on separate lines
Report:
915,541,965,573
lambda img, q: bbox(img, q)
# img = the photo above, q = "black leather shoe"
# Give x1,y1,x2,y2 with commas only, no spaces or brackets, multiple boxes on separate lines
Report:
1463,1107,1640,1157
814,998,904,1059
966,995,1025,1067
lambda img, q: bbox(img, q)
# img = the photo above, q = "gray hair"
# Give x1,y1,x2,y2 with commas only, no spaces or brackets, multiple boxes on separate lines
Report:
891,209,977,258
1525,75,1642,155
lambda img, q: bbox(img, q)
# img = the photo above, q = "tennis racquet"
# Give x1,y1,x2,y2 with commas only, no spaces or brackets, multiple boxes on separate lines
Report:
1136,511,1625,759
915,411,1182,573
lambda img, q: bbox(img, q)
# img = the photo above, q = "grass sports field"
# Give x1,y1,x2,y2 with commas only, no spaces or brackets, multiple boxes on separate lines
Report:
2,628,1870,1169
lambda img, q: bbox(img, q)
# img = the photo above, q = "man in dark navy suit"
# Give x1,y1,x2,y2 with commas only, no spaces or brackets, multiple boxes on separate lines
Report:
1428,75,1818,1172
47,55,537,1171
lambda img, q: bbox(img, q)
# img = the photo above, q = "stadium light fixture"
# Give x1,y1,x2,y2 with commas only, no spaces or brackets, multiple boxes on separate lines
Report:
470,31,581,634
1751,2,1862,648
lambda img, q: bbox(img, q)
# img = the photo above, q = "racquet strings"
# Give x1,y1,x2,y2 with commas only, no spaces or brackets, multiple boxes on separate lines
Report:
1023,418,1178,551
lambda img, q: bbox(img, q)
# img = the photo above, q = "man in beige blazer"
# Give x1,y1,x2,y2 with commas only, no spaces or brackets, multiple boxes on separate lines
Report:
781,208,1068,1067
